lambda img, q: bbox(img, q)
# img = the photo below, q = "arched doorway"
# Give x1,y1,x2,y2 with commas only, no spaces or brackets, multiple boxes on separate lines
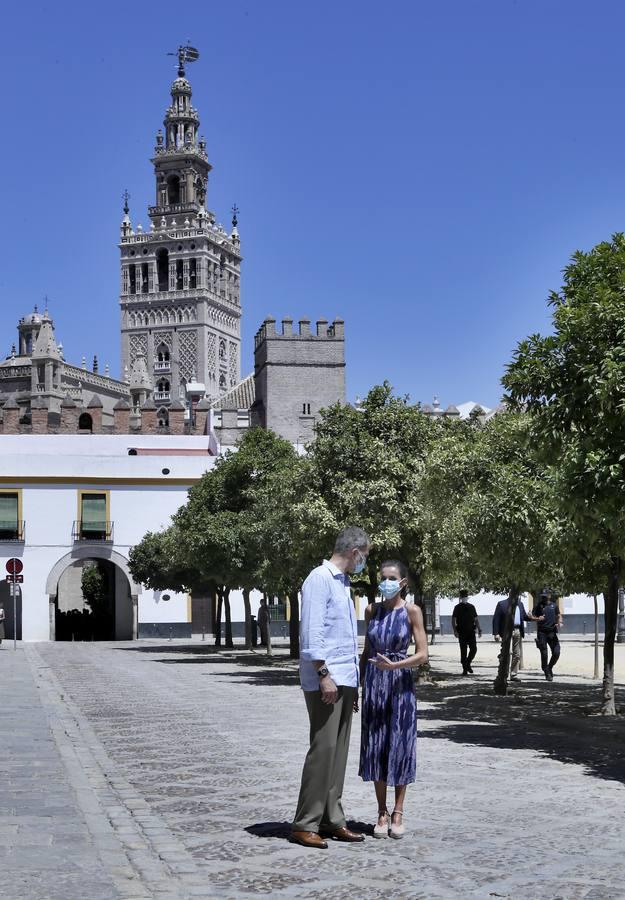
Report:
0,581,21,640
46,548,139,641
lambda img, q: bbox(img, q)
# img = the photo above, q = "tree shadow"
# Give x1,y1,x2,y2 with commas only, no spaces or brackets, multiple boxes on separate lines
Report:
418,678,625,784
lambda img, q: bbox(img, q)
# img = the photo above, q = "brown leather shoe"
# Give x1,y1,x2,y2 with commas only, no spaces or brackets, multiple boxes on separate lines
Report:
288,830,328,849
319,825,365,842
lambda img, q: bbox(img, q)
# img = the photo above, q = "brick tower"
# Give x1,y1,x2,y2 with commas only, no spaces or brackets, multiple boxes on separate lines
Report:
251,317,345,445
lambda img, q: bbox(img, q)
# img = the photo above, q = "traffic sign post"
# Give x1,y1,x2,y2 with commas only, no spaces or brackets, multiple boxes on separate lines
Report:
5,559,23,650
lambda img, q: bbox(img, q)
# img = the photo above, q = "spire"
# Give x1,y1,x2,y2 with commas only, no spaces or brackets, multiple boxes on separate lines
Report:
149,45,210,225
231,203,240,245
31,317,60,359
121,189,132,238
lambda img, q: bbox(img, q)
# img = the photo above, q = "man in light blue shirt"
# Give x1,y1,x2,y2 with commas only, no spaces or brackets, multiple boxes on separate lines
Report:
290,526,371,850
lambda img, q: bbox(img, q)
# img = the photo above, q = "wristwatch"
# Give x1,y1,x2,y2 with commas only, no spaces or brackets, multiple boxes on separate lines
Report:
317,665,330,678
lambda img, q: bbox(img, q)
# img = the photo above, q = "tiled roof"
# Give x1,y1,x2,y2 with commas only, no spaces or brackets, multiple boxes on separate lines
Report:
209,373,255,410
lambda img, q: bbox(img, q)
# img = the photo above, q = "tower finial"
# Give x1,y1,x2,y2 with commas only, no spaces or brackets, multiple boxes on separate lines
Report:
122,189,130,215
231,204,239,229
167,43,199,78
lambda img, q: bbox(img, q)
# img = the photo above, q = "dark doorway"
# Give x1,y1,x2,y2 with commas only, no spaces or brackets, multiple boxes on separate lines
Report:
54,559,133,641
0,583,22,640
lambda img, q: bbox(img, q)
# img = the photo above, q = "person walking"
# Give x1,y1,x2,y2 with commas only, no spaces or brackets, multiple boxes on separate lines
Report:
290,526,371,850
359,560,428,840
452,589,482,675
257,597,270,647
492,594,533,680
532,589,563,681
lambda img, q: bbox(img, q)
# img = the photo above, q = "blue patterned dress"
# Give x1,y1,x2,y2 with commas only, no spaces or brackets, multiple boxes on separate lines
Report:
359,603,416,785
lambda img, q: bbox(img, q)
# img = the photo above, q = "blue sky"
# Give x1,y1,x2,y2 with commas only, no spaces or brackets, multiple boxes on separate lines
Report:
2,0,625,408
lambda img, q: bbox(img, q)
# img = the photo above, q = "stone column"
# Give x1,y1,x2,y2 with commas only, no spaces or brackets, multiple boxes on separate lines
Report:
87,395,103,433
168,399,185,435
60,395,79,433
2,396,20,433
113,399,131,433
31,398,48,434
140,398,158,434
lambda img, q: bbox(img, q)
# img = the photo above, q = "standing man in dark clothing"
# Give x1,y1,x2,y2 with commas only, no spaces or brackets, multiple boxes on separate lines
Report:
492,595,534,680
452,590,482,675
532,589,563,681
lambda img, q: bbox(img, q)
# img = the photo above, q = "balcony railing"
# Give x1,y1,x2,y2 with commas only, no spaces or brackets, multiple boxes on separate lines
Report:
0,520,25,542
154,391,171,401
154,361,171,372
72,520,114,542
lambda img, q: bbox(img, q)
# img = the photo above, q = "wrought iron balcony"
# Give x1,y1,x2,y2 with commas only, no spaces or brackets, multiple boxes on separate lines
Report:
0,520,25,542
72,520,114,542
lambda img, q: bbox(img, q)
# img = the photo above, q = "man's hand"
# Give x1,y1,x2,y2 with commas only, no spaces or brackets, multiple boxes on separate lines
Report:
477,631,483,638
453,631,459,639
494,635,501,642
319,674,338,704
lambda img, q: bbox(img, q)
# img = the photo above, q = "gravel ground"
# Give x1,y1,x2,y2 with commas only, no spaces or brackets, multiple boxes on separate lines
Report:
1,637,624,900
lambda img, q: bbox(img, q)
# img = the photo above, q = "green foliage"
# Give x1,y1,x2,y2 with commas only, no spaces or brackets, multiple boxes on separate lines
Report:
503,233,625,712
81,564,107,616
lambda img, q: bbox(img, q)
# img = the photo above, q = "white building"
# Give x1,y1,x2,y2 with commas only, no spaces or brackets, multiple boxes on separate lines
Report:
0,433,221,641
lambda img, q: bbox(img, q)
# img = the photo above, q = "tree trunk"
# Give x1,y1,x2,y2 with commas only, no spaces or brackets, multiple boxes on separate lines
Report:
289,589,300,659
493,588,519,696
242,587,252,650
224,588,234,648
601,561,620,715
593,593,599,680
214,589,223,647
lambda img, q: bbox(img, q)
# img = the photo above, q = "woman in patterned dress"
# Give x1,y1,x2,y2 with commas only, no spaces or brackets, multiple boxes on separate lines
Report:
358,560,428,838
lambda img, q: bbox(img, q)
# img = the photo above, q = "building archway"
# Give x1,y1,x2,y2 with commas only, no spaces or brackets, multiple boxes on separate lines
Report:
46,548,139,641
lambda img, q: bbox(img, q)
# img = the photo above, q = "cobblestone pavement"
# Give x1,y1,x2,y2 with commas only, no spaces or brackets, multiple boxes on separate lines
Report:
2,640,625,899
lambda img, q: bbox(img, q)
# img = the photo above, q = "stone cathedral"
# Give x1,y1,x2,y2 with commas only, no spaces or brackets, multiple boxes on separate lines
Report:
0,48,346,444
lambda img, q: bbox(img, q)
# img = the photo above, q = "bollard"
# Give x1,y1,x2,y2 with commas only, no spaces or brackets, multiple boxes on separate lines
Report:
201,625,205,642
169,626,173,642
583,619,586,636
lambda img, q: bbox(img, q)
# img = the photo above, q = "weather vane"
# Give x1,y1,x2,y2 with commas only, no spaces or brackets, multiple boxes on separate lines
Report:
231,204,239,229
122,189,130,215
167,43,200,77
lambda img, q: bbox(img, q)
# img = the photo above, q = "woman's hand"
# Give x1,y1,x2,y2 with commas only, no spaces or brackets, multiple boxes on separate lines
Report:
369,654,397,671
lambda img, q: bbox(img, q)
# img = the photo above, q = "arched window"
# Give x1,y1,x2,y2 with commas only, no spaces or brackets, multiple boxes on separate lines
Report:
157,407,169,427
157,248,169,292
167,175,180,205
219,339,226,360
176,259,183,290
219,373,227,390
78,413,93,433
156,344,170,363
157,379,170,393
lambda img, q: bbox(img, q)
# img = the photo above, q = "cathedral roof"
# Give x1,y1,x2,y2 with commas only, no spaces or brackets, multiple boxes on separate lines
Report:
209,373,255,411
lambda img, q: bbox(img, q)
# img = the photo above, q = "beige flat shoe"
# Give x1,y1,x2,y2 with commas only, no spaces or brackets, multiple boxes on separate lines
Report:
373,808,390,838
390,809,405,839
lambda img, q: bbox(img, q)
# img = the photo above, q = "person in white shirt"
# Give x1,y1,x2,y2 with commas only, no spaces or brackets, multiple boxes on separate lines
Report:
290,526,371,850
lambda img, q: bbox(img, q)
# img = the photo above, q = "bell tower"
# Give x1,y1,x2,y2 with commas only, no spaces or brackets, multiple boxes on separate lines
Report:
119,45,242,421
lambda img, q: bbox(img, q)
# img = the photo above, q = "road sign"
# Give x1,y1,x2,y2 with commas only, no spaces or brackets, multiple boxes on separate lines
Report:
6,574,23,583
5,558,23,576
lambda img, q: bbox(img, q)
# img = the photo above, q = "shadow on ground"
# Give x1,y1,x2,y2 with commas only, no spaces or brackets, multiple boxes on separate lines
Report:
418,677,625,784
245,820,373,841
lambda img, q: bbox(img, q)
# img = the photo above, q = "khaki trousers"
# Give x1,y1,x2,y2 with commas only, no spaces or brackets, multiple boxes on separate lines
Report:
510,629,522,676
292,686,357,833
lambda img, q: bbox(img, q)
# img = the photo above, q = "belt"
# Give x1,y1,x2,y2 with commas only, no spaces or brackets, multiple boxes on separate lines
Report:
382,651,407,661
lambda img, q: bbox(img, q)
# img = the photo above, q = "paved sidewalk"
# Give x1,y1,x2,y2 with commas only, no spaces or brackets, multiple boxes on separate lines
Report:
2,640,625,899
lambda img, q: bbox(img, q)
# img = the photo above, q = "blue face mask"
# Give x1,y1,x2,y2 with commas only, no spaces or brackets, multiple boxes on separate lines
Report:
378,579,402,599
353,551,367,574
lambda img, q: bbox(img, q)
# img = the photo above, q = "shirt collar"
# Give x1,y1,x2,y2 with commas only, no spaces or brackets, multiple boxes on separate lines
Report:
323,559,346,579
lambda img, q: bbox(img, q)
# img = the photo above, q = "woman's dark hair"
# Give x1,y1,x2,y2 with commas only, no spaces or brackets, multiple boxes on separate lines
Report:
380,559,407,579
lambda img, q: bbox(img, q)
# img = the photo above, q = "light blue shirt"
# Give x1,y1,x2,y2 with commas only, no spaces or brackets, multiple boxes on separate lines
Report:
299,559,359,691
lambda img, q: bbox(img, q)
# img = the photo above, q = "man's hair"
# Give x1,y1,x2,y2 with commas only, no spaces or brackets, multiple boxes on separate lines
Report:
459,589,470,599
334,526,371,555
